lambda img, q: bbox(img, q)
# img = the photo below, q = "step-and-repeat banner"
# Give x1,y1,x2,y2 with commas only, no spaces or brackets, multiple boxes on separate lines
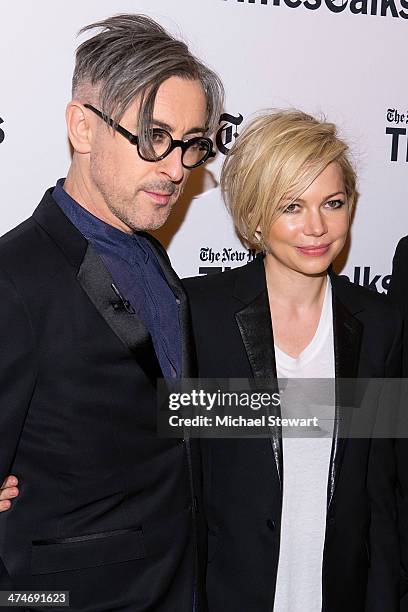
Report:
0,0,406,289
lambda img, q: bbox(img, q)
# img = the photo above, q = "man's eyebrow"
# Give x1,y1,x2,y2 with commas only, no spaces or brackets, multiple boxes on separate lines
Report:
184,126,208,136
151,119,207,136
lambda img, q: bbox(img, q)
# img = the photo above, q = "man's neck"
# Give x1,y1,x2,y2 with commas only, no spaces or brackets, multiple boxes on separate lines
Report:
64,165,133,234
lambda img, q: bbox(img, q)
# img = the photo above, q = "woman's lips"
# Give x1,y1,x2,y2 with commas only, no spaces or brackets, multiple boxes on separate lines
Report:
144,191,173,205
296,244,331,257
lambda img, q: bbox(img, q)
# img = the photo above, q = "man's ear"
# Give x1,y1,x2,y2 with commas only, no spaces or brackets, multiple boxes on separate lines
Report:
66,101,92,154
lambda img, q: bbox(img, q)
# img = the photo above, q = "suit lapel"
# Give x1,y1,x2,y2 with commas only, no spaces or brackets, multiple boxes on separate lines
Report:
234,256,283,492
77,245,163,385
235,291,277,380
32,190,163,384
328,278,363,510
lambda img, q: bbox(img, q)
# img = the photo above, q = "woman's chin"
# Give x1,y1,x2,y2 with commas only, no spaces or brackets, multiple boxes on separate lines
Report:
291,257,332,277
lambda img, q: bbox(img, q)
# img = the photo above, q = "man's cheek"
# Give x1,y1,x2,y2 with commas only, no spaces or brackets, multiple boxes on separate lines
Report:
178,176,190,196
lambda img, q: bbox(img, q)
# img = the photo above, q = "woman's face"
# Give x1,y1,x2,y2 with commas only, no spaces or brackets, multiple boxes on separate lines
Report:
264,162,350,277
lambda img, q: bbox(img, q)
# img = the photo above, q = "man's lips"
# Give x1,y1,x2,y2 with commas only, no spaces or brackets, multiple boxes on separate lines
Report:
143,190,174,205
296,244,331,256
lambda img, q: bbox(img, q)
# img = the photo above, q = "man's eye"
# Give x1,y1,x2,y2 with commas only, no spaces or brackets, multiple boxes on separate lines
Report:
325,199,345,209
189,142,206,153
151,130,167,144
188,139,208,150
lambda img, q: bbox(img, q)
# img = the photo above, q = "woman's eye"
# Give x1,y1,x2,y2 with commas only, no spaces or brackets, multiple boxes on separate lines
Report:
325,199,345,209
283,203,299,214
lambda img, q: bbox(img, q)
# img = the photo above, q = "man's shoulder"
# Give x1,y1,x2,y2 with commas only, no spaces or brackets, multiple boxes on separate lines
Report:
394,234,408,257
0,203,76,290
0,188,60,262
0,217,41,265
0,216,55,297
392,234,408,275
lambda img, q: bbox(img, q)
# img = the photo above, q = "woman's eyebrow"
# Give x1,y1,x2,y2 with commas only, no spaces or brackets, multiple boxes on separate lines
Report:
288,191,346,204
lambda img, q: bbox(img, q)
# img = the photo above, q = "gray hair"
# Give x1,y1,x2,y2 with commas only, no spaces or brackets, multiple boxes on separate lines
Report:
72,14,224,156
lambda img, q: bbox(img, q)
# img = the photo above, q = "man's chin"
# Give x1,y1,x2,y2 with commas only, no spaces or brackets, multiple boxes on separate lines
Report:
131,208,174,232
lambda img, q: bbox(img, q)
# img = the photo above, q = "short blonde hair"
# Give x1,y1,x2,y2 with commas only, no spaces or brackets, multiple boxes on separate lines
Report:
221,110,358,251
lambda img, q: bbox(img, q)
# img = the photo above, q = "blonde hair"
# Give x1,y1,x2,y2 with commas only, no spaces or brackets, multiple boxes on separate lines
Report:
221,110,358,251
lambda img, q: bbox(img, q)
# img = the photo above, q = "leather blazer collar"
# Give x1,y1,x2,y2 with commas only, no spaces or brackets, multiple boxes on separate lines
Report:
233,255,363,509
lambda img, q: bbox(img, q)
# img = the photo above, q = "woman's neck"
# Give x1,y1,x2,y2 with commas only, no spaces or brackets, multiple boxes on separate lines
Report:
264,254,328,312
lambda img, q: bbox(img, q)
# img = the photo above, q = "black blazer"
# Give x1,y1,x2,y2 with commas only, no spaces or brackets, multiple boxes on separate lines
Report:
389,236,408,611
0,189,200,611
184,255,402,612
390,236,408,376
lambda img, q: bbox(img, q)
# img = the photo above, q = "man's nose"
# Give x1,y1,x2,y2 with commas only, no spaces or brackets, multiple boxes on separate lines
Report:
158,147,185,183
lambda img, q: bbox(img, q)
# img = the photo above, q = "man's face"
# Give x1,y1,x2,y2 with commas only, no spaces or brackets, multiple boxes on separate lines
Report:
88,76,208,232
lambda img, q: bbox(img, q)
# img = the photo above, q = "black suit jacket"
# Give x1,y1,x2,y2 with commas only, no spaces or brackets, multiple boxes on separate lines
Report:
184,255,402,612
389,236,408,376
389,236,408,610
0,189,200,611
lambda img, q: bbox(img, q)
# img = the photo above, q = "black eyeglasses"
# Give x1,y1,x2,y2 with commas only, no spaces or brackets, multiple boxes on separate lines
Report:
84,104,216,169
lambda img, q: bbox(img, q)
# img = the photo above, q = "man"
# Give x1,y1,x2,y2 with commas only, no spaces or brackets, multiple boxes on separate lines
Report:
388,239,408,611
0,13,223,611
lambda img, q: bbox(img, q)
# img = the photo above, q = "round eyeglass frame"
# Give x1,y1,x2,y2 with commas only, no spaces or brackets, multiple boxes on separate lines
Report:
84,104,216,169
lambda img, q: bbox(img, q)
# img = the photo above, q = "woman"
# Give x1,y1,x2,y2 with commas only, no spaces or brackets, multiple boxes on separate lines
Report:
184,111,401,611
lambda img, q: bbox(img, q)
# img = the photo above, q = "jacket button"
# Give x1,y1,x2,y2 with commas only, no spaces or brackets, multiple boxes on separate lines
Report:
267,519,276,531
328,516,335,526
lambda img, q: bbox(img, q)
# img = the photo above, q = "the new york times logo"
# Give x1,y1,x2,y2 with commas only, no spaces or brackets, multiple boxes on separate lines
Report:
386,108,408,162
216,112,244,155
198,247,256,275
223,0,408,18
0,118,5,144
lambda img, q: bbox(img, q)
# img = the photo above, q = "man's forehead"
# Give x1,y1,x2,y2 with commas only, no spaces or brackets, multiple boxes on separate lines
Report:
129,76,208,133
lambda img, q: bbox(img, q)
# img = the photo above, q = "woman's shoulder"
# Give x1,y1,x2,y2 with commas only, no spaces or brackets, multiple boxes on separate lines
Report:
183,266,238,293
332,273,402,327
182,256,263,302
333,273,394,308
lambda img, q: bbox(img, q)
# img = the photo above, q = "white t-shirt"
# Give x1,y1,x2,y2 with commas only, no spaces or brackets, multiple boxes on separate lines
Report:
273,277,335,612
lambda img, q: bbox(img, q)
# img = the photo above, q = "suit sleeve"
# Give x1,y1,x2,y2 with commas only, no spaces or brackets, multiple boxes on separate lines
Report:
389,237,408,304
387,239,408,609
0,269,37,481
366,310,402,611
391,321,408,611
